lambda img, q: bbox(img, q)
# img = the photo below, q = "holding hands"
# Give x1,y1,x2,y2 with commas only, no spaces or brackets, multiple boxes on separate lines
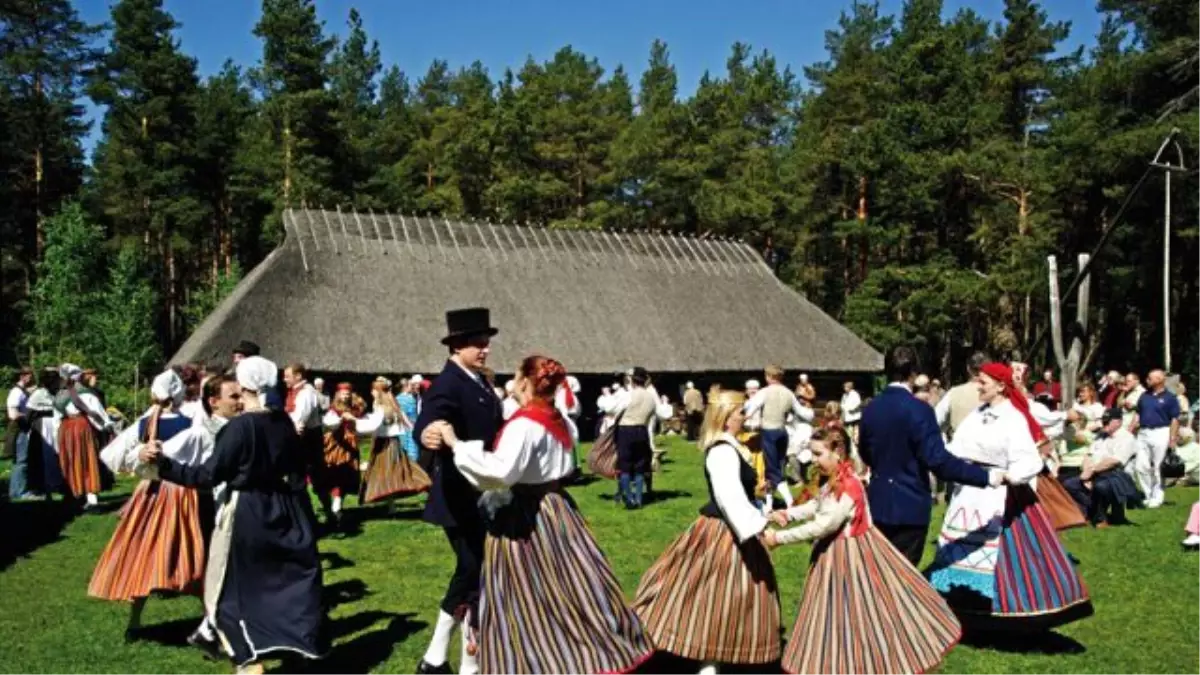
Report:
138,441,162,465
421,421,459,451
769,510,790,528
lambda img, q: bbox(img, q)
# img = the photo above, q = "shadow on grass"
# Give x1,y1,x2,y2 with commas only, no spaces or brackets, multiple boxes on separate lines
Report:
0,498,74,571
282,612,428,674
324,578,371,610
961,628,1087,655
131,616,204,648
643,489,692,506
319,550,355,571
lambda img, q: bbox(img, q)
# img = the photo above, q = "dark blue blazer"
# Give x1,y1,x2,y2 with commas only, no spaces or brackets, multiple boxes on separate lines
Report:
858,385,989,527
414,360,503,529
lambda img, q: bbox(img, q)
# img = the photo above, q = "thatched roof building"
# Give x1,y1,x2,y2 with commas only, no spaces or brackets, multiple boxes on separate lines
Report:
172,208,882,378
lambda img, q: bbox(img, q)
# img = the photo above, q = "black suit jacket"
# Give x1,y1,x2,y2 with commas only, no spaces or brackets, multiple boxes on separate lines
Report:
414,360,502,528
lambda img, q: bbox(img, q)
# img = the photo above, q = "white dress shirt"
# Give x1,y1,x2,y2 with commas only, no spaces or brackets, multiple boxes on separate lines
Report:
291,383,322,430
841,389,863,424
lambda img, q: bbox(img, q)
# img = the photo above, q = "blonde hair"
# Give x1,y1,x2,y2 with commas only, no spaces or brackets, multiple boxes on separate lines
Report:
699,389,747,450
371,378,400,423
764,365,784,383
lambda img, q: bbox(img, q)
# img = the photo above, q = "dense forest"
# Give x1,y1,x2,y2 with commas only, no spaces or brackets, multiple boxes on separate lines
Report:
0,0,1196,407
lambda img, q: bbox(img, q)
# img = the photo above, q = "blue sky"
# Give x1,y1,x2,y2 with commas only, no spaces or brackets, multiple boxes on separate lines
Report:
74,0,1102,157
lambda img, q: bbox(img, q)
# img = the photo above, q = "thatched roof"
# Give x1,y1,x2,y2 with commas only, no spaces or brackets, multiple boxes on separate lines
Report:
171,208,882,375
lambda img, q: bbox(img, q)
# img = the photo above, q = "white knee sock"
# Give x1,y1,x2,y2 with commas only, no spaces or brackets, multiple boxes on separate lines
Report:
777,482,794,508
422,610,457,666
699,662,719,675
764,492,774,513
459,618,479,675
332,495,342,513
86,493,98,506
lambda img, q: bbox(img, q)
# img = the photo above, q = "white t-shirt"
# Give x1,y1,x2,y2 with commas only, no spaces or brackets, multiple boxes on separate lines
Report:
7,386,28,419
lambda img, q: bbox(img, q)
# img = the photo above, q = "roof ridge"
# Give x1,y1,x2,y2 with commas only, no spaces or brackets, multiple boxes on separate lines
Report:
283,207,764,274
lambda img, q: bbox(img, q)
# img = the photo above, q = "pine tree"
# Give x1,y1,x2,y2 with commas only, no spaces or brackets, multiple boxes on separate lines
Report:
89,0,203,350
252,0,342,221
366,64,418,210
329,8,381,208
195,62,258,282
0,0,101,363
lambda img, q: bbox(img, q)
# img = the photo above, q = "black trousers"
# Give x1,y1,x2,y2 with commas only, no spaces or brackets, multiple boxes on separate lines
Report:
441,523,485,624
877,522,929,567
686,412,703,441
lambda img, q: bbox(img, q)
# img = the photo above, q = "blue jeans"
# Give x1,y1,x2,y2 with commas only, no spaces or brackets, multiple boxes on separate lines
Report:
8,431,28,499
618,472,645,508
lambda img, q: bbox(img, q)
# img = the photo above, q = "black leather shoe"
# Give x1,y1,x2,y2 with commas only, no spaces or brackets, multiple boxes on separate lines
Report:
416,660,452,674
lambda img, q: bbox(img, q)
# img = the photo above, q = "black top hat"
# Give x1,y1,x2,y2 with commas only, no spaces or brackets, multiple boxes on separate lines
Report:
233,340,261,357
1101,407,1122,425
441,307,499,346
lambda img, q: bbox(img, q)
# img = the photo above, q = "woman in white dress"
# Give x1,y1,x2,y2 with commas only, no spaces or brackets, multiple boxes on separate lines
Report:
927,362,1093,631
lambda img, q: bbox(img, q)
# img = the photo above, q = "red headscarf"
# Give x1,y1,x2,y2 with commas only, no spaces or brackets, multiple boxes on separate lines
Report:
980,362,1046,444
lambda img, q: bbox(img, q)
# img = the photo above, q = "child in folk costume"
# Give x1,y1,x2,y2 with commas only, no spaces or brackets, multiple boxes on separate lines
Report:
428,355,652,674
319,383,367,525
927,362,1093,631
91,370,209,642
763,427,961,674
361,377,431,504
633,390,781,674
54,363,113,509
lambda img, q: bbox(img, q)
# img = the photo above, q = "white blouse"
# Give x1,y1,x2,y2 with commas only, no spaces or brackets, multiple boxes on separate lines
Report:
774,488,857,546
705,434,768,543
947,399,1044,483
61,391,111,431
453,415,578,518
100,411,206,475
353,409,409,438
179,399,208,427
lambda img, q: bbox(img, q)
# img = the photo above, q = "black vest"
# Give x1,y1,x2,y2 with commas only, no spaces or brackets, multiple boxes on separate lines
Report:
699,441,759,521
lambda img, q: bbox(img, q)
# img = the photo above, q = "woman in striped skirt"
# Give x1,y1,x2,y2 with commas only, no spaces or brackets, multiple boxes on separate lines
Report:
926,362,1093,632
54,363,113,509
361,377,430,504
318,383,366,524
90,370,211,642
632,390,781,674
763,428,961,674
428,355,653,674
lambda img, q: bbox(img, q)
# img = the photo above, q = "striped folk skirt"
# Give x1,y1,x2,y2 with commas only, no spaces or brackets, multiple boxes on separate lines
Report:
479,489,653,674
363,437,431,503
928,483,1093,631
318,434,360,496
88,480,206,601
782,528,961,674
58,416,101,497
633,515,781,665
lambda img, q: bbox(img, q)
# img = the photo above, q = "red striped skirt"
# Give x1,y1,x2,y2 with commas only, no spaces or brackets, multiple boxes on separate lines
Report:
632,516,781,664
479,490,653,674
58,416,101,497
782,528,960,674
363,437,431,503
88,480,206,601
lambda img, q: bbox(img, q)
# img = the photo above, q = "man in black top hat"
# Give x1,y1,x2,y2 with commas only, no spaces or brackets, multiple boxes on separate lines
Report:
413,307,502,675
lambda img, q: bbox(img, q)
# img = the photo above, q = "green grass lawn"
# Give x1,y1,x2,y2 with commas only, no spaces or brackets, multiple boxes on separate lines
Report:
1,435,1197,673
